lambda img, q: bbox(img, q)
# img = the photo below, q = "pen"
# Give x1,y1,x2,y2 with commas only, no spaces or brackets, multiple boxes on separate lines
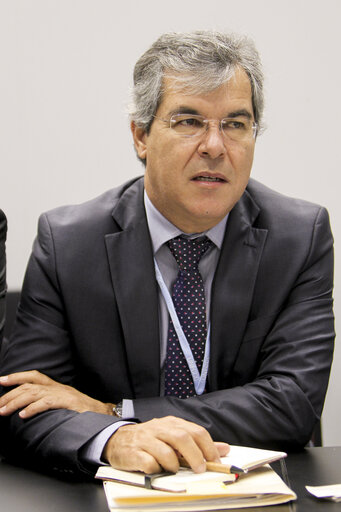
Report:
179,457,246,475
205,461,246,475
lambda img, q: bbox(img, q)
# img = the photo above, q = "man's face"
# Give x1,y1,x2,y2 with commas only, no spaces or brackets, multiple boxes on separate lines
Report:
132,68,256,233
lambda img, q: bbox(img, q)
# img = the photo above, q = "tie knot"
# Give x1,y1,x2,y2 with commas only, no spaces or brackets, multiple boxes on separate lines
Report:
167,235,212,271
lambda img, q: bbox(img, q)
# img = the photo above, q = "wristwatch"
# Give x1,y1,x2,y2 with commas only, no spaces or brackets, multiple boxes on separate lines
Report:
113,401,123,418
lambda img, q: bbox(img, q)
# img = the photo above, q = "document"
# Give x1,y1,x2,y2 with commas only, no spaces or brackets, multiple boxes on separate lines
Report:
306,484,341,502
101,465,296,511
217,445,287,472
96,445,294,511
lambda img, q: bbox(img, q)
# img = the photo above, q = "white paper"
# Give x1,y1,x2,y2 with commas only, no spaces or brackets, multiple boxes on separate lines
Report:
306,484,341,502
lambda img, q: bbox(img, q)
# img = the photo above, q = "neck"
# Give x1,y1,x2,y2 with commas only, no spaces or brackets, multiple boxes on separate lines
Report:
162,213,219,234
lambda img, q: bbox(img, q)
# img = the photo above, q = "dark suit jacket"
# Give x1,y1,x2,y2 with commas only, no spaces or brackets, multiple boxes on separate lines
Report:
0,210,7,345
0,178,334,476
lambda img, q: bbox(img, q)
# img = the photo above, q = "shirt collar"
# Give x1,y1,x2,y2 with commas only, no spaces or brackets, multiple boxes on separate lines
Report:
144,190,228,255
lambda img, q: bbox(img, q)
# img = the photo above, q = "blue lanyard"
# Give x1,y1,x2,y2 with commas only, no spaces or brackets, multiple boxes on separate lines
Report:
154,259,210,396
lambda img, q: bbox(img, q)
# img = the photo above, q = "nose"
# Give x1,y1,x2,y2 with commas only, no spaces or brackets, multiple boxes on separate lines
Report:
197,123,226,159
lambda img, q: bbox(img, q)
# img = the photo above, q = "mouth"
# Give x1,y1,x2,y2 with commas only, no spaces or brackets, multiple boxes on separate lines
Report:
191,174,227,183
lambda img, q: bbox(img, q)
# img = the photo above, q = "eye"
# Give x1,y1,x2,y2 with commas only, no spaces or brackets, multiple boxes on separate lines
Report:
184,117,201,127
222,119,247,131
174,116,203,128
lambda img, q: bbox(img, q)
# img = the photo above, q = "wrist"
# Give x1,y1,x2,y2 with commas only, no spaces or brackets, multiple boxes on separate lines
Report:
103,403,116,416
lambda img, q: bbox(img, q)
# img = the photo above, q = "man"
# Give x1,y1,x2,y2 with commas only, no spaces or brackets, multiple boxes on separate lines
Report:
0,210,6,345
0,31,334,478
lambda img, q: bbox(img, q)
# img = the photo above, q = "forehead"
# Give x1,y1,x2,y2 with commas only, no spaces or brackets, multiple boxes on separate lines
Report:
158,68,253,117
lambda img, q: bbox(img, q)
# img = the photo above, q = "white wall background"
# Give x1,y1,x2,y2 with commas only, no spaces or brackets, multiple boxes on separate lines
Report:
0,0,340,445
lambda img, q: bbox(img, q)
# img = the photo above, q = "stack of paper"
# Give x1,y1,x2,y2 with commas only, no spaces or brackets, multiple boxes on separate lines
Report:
96,445,296,511
101,466,296,511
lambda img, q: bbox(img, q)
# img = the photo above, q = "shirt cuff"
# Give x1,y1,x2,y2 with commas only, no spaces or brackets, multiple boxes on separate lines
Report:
81,421,135,466
122,399,135,418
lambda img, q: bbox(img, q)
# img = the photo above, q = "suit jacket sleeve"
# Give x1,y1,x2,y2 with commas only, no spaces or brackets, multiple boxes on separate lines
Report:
0,209,7,344
0,212,127,477
133,205,335,450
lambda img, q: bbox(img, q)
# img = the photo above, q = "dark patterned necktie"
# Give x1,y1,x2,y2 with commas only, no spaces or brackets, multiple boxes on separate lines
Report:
164,235,212,398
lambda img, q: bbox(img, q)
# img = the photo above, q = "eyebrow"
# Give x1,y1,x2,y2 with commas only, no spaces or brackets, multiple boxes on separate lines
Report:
168,107,200,116
228,109,253,119
168,106,253,119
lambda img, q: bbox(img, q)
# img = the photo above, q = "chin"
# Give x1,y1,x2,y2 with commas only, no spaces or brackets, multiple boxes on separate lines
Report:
197,204,230,220
188,211,228,232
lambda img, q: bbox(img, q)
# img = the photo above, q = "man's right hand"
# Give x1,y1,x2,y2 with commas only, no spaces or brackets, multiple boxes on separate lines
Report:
103,416,230,474
0,371,114,418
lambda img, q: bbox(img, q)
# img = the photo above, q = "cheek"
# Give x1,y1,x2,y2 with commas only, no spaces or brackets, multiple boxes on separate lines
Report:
145,147,177,195
148,138,176,169
151,146,186,182
230,145,254,174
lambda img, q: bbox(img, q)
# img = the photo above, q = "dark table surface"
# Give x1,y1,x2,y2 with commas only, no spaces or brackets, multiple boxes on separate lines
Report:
0,446,340,511
280,446,341,512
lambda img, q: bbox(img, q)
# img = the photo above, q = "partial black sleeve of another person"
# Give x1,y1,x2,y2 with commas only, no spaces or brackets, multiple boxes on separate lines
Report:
0,210,7,344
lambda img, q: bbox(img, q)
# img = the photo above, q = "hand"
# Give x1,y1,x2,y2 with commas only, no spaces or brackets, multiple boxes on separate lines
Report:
0,370,114,418
103,416,230,474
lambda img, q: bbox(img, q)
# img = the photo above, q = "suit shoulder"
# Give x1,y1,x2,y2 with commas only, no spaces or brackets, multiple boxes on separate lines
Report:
246,178,328,228
39,177,143,232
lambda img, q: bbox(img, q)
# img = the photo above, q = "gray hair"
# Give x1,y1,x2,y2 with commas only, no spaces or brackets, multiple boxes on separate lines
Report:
129,30,264,134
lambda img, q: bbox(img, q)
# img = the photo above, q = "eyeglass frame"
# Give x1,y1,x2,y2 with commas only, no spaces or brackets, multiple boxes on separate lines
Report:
152,113,258,141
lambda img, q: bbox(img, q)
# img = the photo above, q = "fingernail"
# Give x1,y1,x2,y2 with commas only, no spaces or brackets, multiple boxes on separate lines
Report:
0,406,6,414
0,376,8,383
196,463,206,473
19,410,26,418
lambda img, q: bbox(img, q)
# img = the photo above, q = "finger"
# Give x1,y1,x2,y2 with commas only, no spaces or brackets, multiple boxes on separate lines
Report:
0,370,52,387
155,424,207,473
128,450,163,474
133,435,180,473
0,385,50,415
0,386,21,408
184,422,221,464
19,396,63,418
214,442,230,457
0,384,39,412
160,417,220,468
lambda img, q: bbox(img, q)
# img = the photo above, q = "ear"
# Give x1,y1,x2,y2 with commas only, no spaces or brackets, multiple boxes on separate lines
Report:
131,121,147,160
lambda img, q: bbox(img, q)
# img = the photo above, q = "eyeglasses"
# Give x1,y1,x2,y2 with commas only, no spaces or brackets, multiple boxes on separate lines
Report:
153,113,258,143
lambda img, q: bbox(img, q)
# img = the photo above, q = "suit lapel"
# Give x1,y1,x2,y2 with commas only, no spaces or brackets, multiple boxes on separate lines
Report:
209,188,268,390
104,179,161,398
